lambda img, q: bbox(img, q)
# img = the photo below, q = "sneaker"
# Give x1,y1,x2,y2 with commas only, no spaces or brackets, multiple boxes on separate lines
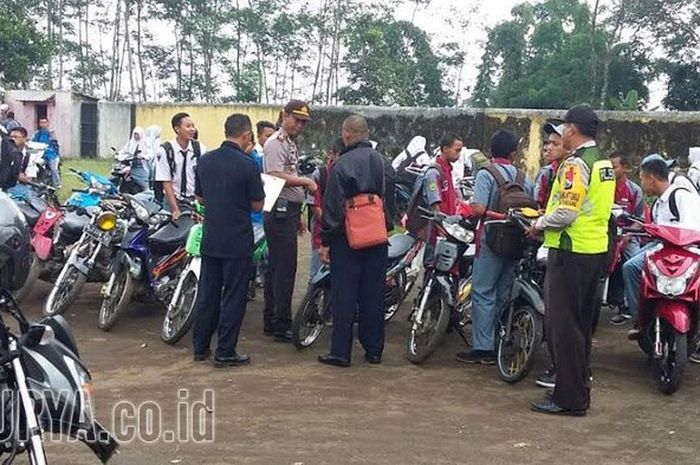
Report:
627,322,640,341
536,368,556,389
455,350,496,365
690,348,700,364
610,311,632,326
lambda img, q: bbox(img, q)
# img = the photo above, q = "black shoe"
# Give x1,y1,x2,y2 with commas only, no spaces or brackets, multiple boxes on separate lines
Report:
263,328,275,337
213,353,251,368
365,353,382,365
455,350,496,365
273,330,293,343
247,285,256,301
530,398,586,417
193,349,212,362
690,348,700,364
536,368,556,389
627,322,640,340
610,311,632,326
318,354,351,368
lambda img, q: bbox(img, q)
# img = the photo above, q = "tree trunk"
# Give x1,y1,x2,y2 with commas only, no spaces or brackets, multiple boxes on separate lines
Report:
136,0,147,101
588,0,601,105
124,1,136,101
109,0,123,100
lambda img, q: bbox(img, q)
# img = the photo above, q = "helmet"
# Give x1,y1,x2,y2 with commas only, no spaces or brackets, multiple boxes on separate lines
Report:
0,191,30,291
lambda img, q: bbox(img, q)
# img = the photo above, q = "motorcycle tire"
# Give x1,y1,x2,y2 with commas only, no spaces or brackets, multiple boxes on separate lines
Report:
13,254,41,303
98,264,134,331
292,284,330,350
384,270,407,322
406,293,450,364
496,304,543,384
44,264,87,316
161,271,199,344
656,324,688,395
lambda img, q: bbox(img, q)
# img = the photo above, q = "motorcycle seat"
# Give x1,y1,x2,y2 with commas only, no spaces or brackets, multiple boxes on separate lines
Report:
62,210,90,237
388,233,416,259
148,215,195,252
17,202,41,228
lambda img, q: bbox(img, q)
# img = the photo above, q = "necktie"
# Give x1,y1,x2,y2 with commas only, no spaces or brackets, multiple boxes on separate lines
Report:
180,150,188,198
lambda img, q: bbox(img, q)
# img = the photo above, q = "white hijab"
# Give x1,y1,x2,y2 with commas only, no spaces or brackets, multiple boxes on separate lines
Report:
689,147,700,166
121,127,149,160
392,136,430,170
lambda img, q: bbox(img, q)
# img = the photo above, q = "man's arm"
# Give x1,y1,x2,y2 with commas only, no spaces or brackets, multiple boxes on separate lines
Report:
423,168,443,212
320,164,345,246
263,139,317,191
469,169,493,217
534,158,589,231
248,163,265,213
162,182,181,218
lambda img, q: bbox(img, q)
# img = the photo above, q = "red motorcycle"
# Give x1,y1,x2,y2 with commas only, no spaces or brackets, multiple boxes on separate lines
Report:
636,222,700,394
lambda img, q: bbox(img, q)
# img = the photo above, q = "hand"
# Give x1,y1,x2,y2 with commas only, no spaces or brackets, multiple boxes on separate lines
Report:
298,220,306,236
305,178,318,193
320,246,330,264
527,223,541,240
172,208,182,221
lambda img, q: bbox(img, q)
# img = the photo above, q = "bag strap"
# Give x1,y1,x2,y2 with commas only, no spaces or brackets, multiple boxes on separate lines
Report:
485,165,507,187
514,169,525,186
669,186,688,223
192,140,201,159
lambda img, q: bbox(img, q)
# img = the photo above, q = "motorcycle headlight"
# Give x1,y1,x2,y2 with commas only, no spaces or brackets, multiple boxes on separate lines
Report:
443,222,473,244
649,261,698,297
63,356,95,424
96,212,117,231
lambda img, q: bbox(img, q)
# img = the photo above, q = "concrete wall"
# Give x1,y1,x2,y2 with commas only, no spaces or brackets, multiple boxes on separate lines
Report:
98,102,133,158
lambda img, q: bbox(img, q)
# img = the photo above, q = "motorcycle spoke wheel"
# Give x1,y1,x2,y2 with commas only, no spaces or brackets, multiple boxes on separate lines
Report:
162,272,199,344
292,286,329,349
406,294,449,364
497,305,542,384
656,324,688,395
98,266,132,331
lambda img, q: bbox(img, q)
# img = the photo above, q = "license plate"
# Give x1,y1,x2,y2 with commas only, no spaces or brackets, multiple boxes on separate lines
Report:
85,223,111,245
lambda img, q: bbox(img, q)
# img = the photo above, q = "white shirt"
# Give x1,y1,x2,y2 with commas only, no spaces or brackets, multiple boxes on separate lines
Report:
254,142,264,158
154,139,207,198
652,184,700,230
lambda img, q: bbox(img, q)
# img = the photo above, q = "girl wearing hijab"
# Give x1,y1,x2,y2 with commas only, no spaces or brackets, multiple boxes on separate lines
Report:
119,126,152,192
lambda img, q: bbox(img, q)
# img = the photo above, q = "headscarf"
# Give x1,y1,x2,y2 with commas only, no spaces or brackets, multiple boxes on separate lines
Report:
689,147,700,166
391,135,430,170
121,127,149,160
145,125,162,157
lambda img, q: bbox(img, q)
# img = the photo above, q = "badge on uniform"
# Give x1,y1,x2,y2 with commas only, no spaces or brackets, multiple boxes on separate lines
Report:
599,167,615,182
564,166,576,190
428,181,438,192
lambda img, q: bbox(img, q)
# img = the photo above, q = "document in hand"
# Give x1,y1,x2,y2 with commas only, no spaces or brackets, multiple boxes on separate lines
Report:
261,173,286,212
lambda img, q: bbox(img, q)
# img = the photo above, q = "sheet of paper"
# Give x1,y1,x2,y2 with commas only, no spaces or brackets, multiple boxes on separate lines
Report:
261,173,286,212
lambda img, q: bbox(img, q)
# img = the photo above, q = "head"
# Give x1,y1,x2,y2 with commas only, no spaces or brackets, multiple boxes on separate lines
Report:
406,136,427,155
9,127,27,149
639,155,670,197
6,111,14,121
341,115,370,147
281,100,311,138
224,113,253,151
327,138,345,163
562,104,598,151
0,104,8,118
490,129,519,160
256,120,276,147
171,112,196,141
543,122,566,163
132,126,144,142
439,134,463,164
38,118,49,130
689,147,700,165
609,151,631,180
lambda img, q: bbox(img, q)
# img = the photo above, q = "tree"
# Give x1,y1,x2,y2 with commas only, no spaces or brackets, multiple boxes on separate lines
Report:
663,62,700,111
0,4,51,87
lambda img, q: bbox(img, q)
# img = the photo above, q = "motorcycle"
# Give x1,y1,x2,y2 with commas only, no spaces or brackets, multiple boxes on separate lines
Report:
98,195,193,331
109,146,149,195
44,196,126,317
406,206,478,364
292,232,425,350
0,289,118,464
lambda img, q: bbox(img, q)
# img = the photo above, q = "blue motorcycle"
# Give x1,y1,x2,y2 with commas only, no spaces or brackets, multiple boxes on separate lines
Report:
98,195,193,331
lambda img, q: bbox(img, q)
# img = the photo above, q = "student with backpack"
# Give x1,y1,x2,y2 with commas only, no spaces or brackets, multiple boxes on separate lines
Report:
455,129,535,365
154,112,207,219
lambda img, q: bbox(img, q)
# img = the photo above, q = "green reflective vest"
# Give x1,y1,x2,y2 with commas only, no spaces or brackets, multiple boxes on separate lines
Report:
544,146,615,254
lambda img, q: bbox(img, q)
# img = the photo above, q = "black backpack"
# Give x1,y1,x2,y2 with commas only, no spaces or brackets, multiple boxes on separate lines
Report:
154,140,202,202
653,186,689,223
483,165,538,259
405,164,443,236
395,149,427,187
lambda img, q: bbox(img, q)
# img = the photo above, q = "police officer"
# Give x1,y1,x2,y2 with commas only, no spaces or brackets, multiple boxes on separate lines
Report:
263,100,318,342
192,114,265,367
318,115,388,367
529,105,614,416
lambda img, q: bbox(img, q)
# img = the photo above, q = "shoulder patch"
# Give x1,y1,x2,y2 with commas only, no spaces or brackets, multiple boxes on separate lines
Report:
599,166,615,182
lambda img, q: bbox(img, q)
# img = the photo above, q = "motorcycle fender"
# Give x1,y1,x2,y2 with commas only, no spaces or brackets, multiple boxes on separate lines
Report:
511,278,545,315
110,250,135,275
657,301,691,334
434,275,455,308
31,234,54,261
188,256,202,279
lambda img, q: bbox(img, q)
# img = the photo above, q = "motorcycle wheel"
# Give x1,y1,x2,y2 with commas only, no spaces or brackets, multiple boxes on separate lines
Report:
292,284,330,350
161,271,199,344
384,270,407,322
12,253,41,303
406,293,450,364
44,264,87,316
497,304,543,384
656,324,688,395
98,264,133,331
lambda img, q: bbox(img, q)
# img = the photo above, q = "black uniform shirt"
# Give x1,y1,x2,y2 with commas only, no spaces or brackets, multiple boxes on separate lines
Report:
195,141,265,259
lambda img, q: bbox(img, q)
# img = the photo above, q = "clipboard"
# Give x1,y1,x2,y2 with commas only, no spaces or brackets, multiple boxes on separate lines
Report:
261,174,286,212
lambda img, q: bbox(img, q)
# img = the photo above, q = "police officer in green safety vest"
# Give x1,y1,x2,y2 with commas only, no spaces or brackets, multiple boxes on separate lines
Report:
528,105,614,416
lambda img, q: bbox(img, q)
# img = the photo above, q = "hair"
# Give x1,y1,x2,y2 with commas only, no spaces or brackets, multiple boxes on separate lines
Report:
10,127,27,138
256,120,276,136
640,158,669,181
609,151,631,168
329,138,345,155
6,111,14,119
171,112,190,129
439,134,462,150
342,115,369,136
38,117,48,122
490,129,519,158
224,113,252,138
571,122,597,139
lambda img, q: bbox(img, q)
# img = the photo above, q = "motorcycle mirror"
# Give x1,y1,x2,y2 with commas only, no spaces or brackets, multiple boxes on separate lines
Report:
20,324,55,348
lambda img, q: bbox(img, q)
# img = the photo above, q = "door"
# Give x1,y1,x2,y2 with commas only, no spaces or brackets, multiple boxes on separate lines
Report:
80,102,98,158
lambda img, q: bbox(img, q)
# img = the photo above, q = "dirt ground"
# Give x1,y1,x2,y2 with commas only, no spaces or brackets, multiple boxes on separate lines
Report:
19,244,700,465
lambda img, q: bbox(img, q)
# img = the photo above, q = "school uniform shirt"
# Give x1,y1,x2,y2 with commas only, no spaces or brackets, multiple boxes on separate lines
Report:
263,129,305,204
652,184,700,230
154,139,207,199
422,156,457,215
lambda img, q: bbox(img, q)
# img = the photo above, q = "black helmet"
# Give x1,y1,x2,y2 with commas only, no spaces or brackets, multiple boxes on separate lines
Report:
0,191,30,291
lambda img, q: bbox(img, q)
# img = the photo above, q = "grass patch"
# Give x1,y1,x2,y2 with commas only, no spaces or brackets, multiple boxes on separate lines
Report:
59,158,113,202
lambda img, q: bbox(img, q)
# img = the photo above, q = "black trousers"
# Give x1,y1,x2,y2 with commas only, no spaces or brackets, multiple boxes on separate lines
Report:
545,249,607,411
329,235,388,361
193,255,251,359
263,202,301,334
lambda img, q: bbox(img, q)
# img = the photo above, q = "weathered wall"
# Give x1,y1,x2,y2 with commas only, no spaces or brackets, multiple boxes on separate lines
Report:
98,102,133,158
132,103,700,177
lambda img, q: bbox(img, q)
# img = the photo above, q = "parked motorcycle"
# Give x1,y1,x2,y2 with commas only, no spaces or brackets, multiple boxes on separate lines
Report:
292,232,425,350
98,194,193,331
0,289,118,464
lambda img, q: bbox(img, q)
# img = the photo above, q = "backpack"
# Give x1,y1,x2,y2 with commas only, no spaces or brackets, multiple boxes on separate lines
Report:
154,140,202,202
674,170,700,194
654,186,689,223
483,165,538,259
405,165,443,236
395,149,427,187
